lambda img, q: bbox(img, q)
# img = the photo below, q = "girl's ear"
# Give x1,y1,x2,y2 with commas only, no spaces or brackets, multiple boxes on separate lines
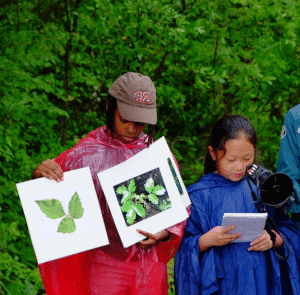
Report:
208,146,216,161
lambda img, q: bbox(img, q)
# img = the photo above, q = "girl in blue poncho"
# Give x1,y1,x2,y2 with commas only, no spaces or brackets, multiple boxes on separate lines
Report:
175,115,300,295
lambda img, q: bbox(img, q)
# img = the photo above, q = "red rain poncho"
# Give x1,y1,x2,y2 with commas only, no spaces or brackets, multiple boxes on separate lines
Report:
38,126,188,295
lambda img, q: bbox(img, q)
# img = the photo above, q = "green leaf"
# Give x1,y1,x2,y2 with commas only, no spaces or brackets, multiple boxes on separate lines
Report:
68,192,84,219
128,179,136,193
48,106,69,118
152,185,166,196
116,185,128,195
126,208,136,224
121,201,134,212
35,199,65,219
57,216,76,234
134,203,146,217
121,192,132,204
148,193,158,204
144,177,154,193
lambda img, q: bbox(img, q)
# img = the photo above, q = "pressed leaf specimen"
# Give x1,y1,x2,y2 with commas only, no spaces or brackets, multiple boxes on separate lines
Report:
36,192,84,234
35,199,65,219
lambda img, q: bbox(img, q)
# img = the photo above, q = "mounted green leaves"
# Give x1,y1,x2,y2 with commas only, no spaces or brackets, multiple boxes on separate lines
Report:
35,199,65,219
69,192,84,219
36,192,84,234
58,216,76,234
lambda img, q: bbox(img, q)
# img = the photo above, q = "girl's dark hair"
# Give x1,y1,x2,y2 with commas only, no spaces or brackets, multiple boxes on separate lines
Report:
105,94,155,146
204,115,257,174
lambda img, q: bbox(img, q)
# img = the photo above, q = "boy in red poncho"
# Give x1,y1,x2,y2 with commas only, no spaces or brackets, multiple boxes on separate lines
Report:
32,72,188,295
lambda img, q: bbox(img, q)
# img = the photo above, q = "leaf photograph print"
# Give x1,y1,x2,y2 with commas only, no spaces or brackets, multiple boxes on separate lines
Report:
114,168,172,227
36,192,84,234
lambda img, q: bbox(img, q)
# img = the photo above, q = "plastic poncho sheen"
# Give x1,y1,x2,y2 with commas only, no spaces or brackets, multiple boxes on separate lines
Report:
175,172,300,295
38,126,187,295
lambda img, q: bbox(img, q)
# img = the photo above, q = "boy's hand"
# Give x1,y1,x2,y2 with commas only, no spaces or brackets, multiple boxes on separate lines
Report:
137,229,170,249
32,159,64,182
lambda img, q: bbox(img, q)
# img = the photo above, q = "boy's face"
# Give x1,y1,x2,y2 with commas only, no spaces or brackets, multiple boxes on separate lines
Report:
113,108,146,144
209,135,255,182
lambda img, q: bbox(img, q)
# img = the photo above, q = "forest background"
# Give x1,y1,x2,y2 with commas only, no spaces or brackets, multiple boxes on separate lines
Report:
1,0,300,294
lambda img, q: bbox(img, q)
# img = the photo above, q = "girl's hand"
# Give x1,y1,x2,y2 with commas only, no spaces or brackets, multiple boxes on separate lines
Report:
32,159,64,182
137,229,170,249
248,230,273,251
200,226,241,252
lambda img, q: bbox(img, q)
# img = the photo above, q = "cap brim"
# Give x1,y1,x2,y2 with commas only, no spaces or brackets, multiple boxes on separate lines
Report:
117,100,157,125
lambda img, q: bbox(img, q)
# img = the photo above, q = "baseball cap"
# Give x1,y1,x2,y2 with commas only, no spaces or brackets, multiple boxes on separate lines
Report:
108,72,157,125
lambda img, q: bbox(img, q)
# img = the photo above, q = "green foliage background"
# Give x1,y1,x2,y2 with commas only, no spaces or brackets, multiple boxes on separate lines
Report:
1,0,300,294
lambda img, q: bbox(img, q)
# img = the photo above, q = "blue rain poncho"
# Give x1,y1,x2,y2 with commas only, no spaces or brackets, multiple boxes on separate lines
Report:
175,172,300,295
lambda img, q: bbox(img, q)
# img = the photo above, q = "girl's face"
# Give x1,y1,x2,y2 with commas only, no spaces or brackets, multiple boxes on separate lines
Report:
113,108,146,144
209,135,255,182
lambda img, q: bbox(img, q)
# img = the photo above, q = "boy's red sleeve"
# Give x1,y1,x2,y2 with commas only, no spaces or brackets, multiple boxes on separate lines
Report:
54,147,75,171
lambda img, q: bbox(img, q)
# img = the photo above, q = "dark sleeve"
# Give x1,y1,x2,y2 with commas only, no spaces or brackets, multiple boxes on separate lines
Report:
277,109,300,202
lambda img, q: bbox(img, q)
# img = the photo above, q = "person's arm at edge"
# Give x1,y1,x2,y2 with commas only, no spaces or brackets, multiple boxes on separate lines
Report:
277,108,300,200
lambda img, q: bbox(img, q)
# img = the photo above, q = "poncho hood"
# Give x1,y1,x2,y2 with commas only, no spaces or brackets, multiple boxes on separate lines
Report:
188,172,247,193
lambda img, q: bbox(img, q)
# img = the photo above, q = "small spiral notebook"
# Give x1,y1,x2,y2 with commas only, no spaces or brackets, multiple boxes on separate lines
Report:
222,213,268,242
